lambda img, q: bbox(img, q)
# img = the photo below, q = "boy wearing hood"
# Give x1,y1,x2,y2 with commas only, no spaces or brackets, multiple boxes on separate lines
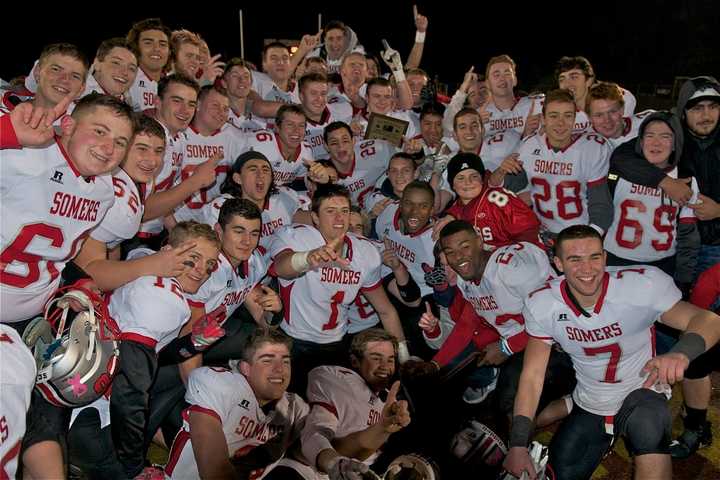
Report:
610,76,720,279
605,111,701,286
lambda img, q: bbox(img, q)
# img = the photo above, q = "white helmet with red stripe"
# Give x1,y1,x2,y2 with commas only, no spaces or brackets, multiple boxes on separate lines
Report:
24,286,120,407
450,419,508,469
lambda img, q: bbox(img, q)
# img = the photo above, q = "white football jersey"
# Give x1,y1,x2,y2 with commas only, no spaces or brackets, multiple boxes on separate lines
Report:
138,123,186,237
109,248,190,351
186,249,269,320
446,130,523,173
484,95,544,139
165,366,308,480
305,103,354,160
346,239,384,334
252,72,299,105
518,132,610,234
228,107,266,135
335,139,394,208
605,169,699,263
179,188,302,249
90,169,143,249
0,325,36,479
268,225,383,343
1,140,115,323
244,130,314,187
127,68,159,112
621,87,636,116
456,242,551,354
374,202,435,297
174,125,244,212
524,266,681,416
302,366,386,469
573,110,591,134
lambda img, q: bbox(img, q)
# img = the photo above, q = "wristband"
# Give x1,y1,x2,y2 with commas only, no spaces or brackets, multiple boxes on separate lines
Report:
291,251,310,273
415,31,426,43
393,68,406,83
509,415,534,448
670,332,706,363
499,338,513,356
398,341,410,363
397,275,421,303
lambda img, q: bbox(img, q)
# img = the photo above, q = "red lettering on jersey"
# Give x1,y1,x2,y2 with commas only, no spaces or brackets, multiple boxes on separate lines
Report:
142,92,156,107
49,192,100,222
319,267,361,285
185,144,225,159
273,171,298,185
565,322,623,343
385,238,416,263
528,283,551,298
469,295,499,312
0,333,13,343
222,286,253,306
615,267,645,278
346,179,366,193
489,116,524,132
367,409,381,426
261,218,284,237
153,277,184,300
629,184,662,197
0,415,8,443
533,159,574,176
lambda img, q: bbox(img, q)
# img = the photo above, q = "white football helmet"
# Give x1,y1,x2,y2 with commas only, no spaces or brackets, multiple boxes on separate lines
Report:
24,287,120,407
451,419,508,468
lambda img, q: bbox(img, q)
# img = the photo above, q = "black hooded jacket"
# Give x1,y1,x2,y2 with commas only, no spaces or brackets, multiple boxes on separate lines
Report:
610,76,720,245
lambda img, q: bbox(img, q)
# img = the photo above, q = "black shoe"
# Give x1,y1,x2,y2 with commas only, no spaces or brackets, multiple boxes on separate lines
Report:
670,421,713,459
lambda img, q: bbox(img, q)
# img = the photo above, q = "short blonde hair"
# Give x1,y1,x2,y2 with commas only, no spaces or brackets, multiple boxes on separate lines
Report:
168,221,220,250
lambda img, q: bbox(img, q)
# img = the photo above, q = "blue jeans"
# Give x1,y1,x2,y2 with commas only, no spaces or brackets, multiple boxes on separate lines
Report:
695,244,720,281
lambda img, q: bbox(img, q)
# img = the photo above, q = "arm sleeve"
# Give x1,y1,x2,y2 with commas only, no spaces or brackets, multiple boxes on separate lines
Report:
610,140,667,188
442,90,467,134
587,181,614,233
0,114,21,149
503,171,529,193
674,221,701,285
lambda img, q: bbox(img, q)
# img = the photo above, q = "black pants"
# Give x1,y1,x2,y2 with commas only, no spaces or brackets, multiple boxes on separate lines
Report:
495,348,576,415
549,389,671,480
110,340,158,478
68,407,126,480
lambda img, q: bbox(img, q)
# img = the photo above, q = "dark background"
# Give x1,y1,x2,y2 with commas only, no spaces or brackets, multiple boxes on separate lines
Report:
2,1,717,105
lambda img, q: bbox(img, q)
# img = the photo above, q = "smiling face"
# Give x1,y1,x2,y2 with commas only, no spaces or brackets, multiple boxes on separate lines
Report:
277,111,306,151
137,29,170,74
340,54,367,86
407,73,428,107
544,100,576,147
94,47,138,97
400,187,433,234
240,341,291,405
440,229,484,281
589,98,624,139
325,28,346,58
312,195,351,242
223,65,252,100
454,112,483,152
367,84,394,114
554,236,606,307
420,113,443,147
234,159,272,205
156,81,198,134
640,120,674,167
121,132,166,184
452,168,484,204
215,214,261,265
387,156,416,196
348,211,365,236
352,340,396,391
300,80,329,119
174,237,219,294
61,106,133,177
35,53,87,106
194,89,230,133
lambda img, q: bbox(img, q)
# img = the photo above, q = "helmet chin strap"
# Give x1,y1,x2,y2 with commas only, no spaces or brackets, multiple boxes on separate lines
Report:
563,281,592,318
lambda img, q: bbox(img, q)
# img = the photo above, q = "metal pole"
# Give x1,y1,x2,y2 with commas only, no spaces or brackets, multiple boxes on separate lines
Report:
239,10,245,59
318,13,322,33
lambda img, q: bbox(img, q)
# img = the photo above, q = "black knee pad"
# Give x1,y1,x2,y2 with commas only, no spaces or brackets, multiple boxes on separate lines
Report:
619,389,671,456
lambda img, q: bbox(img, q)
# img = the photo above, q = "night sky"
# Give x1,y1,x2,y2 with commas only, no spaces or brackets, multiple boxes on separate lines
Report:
2,1,717,102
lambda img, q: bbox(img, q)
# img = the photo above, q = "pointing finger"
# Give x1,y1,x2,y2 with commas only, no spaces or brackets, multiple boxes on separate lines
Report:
387,380,401,405
425,301,432,315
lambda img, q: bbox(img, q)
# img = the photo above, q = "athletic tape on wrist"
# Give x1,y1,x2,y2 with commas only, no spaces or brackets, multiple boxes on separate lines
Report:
415,31,426,43
291,251,310,273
